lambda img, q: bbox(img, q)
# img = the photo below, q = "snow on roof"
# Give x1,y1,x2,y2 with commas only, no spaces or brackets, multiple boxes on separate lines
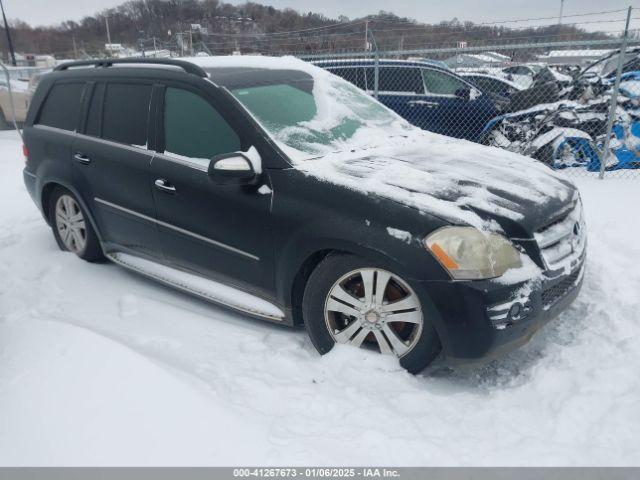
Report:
456,53,508,64
186,54,319,71
538,49,612,58
484,51,511,60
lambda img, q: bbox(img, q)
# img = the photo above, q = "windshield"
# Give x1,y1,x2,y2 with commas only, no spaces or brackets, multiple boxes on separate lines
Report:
216,67,411,158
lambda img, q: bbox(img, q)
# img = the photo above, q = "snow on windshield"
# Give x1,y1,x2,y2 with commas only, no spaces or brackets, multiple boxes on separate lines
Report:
188,55,412,158
186,56,576,230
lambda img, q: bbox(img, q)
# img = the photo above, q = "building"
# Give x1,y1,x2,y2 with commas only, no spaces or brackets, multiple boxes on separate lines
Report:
14,54,56,68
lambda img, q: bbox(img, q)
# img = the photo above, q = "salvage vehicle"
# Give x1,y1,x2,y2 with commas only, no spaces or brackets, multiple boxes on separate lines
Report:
314,59,498,141
462,71,561,113
0,77,29,129
22,57,586,373
460,72,524,109
483,48,640,171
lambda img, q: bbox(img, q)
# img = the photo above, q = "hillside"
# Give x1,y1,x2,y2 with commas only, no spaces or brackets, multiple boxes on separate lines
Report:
1,0,612,60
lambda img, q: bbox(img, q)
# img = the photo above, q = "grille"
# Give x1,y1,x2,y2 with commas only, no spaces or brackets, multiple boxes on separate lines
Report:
535,201,586,270
541,266,583,309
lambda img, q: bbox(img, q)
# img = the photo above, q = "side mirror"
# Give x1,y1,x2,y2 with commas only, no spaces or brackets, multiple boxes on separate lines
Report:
208,152,256,185
455,87,471,101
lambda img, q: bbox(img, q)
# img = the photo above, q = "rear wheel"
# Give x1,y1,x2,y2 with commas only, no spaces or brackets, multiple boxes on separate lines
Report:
302,253,441,373
48,187,105,262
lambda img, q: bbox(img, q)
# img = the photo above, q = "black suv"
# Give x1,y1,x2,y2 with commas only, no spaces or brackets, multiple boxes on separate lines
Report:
22,57,586,373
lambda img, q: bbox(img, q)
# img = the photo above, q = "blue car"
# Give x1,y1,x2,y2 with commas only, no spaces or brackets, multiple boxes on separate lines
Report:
314,59,498,141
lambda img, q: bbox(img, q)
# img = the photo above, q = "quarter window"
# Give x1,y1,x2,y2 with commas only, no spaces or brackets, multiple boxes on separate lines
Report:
422,69,467,95
37,83,85,131
163,87,240,161
102,83,152,147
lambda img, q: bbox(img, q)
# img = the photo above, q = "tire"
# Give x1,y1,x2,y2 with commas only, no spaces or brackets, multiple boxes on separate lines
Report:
48,186,105,262
302,253,441,374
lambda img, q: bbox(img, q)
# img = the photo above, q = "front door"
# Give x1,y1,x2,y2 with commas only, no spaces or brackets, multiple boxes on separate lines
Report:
149,84,274,293
420,67,497,140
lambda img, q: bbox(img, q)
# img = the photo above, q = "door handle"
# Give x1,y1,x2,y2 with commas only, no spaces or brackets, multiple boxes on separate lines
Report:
154,178,176,193
407,100,440,108
74,153,91,165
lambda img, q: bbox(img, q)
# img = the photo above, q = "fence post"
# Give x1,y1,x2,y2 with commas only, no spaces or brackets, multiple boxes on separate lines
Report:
367,28,380,99
599,6,632,179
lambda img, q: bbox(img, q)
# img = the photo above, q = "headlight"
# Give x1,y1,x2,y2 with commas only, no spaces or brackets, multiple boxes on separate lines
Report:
424,227,522,280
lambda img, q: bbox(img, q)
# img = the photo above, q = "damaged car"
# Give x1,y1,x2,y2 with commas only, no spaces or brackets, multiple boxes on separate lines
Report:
23,56,586,373
482,49,640,171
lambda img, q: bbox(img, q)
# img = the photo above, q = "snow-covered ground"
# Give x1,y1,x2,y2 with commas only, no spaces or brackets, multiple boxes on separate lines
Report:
0,130,639,466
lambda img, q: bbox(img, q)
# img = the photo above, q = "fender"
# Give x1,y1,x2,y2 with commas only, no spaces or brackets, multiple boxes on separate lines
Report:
273,215,451,311
38,176,105,244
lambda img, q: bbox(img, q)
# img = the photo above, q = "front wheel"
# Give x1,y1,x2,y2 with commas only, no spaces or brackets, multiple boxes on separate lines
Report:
302,253,441,373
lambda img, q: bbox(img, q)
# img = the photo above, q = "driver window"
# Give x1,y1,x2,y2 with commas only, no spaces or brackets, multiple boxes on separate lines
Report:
164,87,241,165
422,69,466,95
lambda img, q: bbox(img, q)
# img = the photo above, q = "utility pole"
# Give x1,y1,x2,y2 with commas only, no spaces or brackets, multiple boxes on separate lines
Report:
558,0,565,25
105,15,112,46
364,20,369,52
72,35,78,59
0,0,17,66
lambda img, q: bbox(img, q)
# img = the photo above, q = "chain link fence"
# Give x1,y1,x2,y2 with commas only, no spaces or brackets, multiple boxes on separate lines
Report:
292,33,640,179
3,8,640,178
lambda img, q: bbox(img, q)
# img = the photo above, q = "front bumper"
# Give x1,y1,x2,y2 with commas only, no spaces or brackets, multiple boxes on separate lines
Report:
418,255,586,366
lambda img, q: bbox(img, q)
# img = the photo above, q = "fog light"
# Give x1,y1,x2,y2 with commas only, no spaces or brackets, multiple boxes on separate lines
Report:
487,297,533,329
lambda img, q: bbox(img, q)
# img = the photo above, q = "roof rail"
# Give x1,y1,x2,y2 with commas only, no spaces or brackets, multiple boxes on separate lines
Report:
54,58,208,77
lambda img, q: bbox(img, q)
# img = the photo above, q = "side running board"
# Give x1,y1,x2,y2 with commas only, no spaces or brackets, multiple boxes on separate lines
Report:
106,252,285,321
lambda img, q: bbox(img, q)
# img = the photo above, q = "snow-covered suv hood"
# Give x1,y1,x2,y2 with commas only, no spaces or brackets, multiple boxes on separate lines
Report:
293,131,577,236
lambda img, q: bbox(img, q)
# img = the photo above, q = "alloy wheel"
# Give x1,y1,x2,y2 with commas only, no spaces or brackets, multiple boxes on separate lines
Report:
324,268,423,357
55,194,87,255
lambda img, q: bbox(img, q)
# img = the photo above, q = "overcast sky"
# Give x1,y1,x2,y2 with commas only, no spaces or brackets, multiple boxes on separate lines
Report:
4,0,639,33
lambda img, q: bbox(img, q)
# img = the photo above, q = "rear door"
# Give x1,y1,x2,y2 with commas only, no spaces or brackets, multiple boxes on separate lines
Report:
149,83,274,293
72,80,161,257
29,81,87,194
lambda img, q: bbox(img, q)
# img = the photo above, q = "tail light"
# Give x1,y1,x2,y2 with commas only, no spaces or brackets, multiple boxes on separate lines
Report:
22,144,29,162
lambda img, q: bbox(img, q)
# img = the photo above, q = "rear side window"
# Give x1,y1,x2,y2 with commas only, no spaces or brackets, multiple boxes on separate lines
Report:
102,83,152,147
37,83,85,131
163,87,240,160
365,67,424,93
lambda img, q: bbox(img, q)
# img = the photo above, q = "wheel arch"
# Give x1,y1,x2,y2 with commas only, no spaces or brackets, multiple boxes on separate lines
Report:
40,180,104,243
286,241,425,326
